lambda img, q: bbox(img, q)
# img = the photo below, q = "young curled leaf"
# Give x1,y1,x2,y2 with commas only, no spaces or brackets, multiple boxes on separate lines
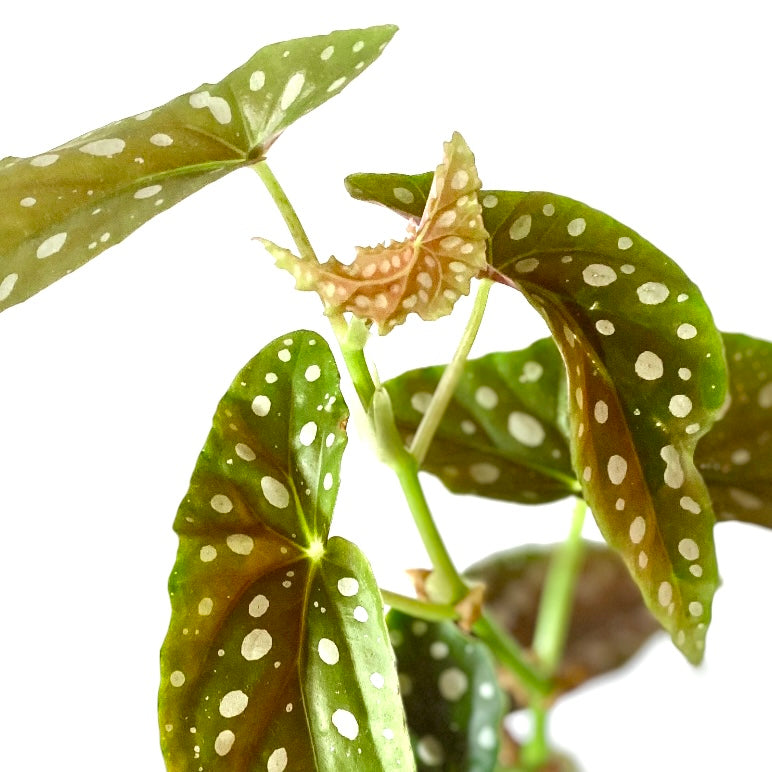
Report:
160,330,414,770
696,332,772,528
344,171,726,664
263,132,488,333
0,25,397,312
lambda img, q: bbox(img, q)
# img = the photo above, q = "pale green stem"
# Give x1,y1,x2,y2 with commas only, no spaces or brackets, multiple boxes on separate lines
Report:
472,611,552,698
252,161,317,263
329,313,375,407
391,450,469,604
531,497,587,672
522,497,588,768
409,278,493,465
380,589,459,622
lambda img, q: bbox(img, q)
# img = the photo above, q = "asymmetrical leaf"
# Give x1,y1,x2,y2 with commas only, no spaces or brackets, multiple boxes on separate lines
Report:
384,337,578,504
0,25,397,312
696,332,772,528
387,610,506,771
345,172,727,663
465,543,660,704
263,132,487,332
160,330,414,771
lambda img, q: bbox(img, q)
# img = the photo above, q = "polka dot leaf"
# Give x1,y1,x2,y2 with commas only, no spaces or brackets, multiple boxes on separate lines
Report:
345,172,727,663
696,332,772,529
384,336,580,504
160,330,414,769
387,609,506,771
261,132,488,333
0,25,397,312
465,543,660,703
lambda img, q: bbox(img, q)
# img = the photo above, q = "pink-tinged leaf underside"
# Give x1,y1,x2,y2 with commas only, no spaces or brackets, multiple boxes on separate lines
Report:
0,25,397,313
264,132,487,333
159,330,414,771
386,610,506,771
384,337,579,504
696,332,772,528
345,173,727,664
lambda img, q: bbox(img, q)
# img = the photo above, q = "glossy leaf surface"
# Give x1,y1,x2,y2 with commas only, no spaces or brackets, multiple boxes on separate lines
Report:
160,330,414,770
264,132,487,333
465,543,659,704
346,173,726,662
384,337,578,504
387,610,506,771
696,332,772,528
0,25,397,312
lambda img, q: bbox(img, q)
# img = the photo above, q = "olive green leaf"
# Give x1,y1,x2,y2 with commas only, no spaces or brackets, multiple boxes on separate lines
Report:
262,132,487,333
383,337,578,504
159,330,414,771
465,543,660,705
0,25,397,313
346,172,726,663
696,332,772,528
387,610,506,771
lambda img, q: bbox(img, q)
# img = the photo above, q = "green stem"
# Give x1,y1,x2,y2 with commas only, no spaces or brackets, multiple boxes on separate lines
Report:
329,313,375,408
391,451,468,604
409,278,493,465
472,612,552,699
531,498,587,673
380,590,459,622
522,497,588,767
252,161,317,263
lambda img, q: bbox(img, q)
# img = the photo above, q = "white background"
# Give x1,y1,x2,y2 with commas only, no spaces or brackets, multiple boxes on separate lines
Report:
2,1,771,769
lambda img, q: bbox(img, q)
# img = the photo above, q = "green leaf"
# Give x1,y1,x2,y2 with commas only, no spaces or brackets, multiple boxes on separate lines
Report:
0,25,397,313
465,543,660,703
696,332,772,528
387,610,506,771
383,337,578,504
159,330,414,770
346,172,726,663
263,132,488,333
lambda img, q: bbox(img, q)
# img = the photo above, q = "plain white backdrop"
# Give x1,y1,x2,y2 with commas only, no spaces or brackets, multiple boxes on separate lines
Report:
2,1,770,769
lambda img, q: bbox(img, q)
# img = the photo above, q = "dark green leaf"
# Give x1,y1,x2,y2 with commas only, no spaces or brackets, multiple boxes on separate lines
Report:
0,25,397,312
347,172,726,663
465,543,660,703
387,610,506,771
159,330,414,770
696,332,772,528
384,337,578,504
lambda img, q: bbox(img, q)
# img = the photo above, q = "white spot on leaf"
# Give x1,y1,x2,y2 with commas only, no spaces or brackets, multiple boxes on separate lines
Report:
36,232,67,259
331,709,359,740
241,629,272,660
79,138,125,157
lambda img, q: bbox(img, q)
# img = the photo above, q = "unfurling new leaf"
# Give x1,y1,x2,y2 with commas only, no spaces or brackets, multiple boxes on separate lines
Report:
0,25,397,312
263,132,488,332
160,330,414,770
